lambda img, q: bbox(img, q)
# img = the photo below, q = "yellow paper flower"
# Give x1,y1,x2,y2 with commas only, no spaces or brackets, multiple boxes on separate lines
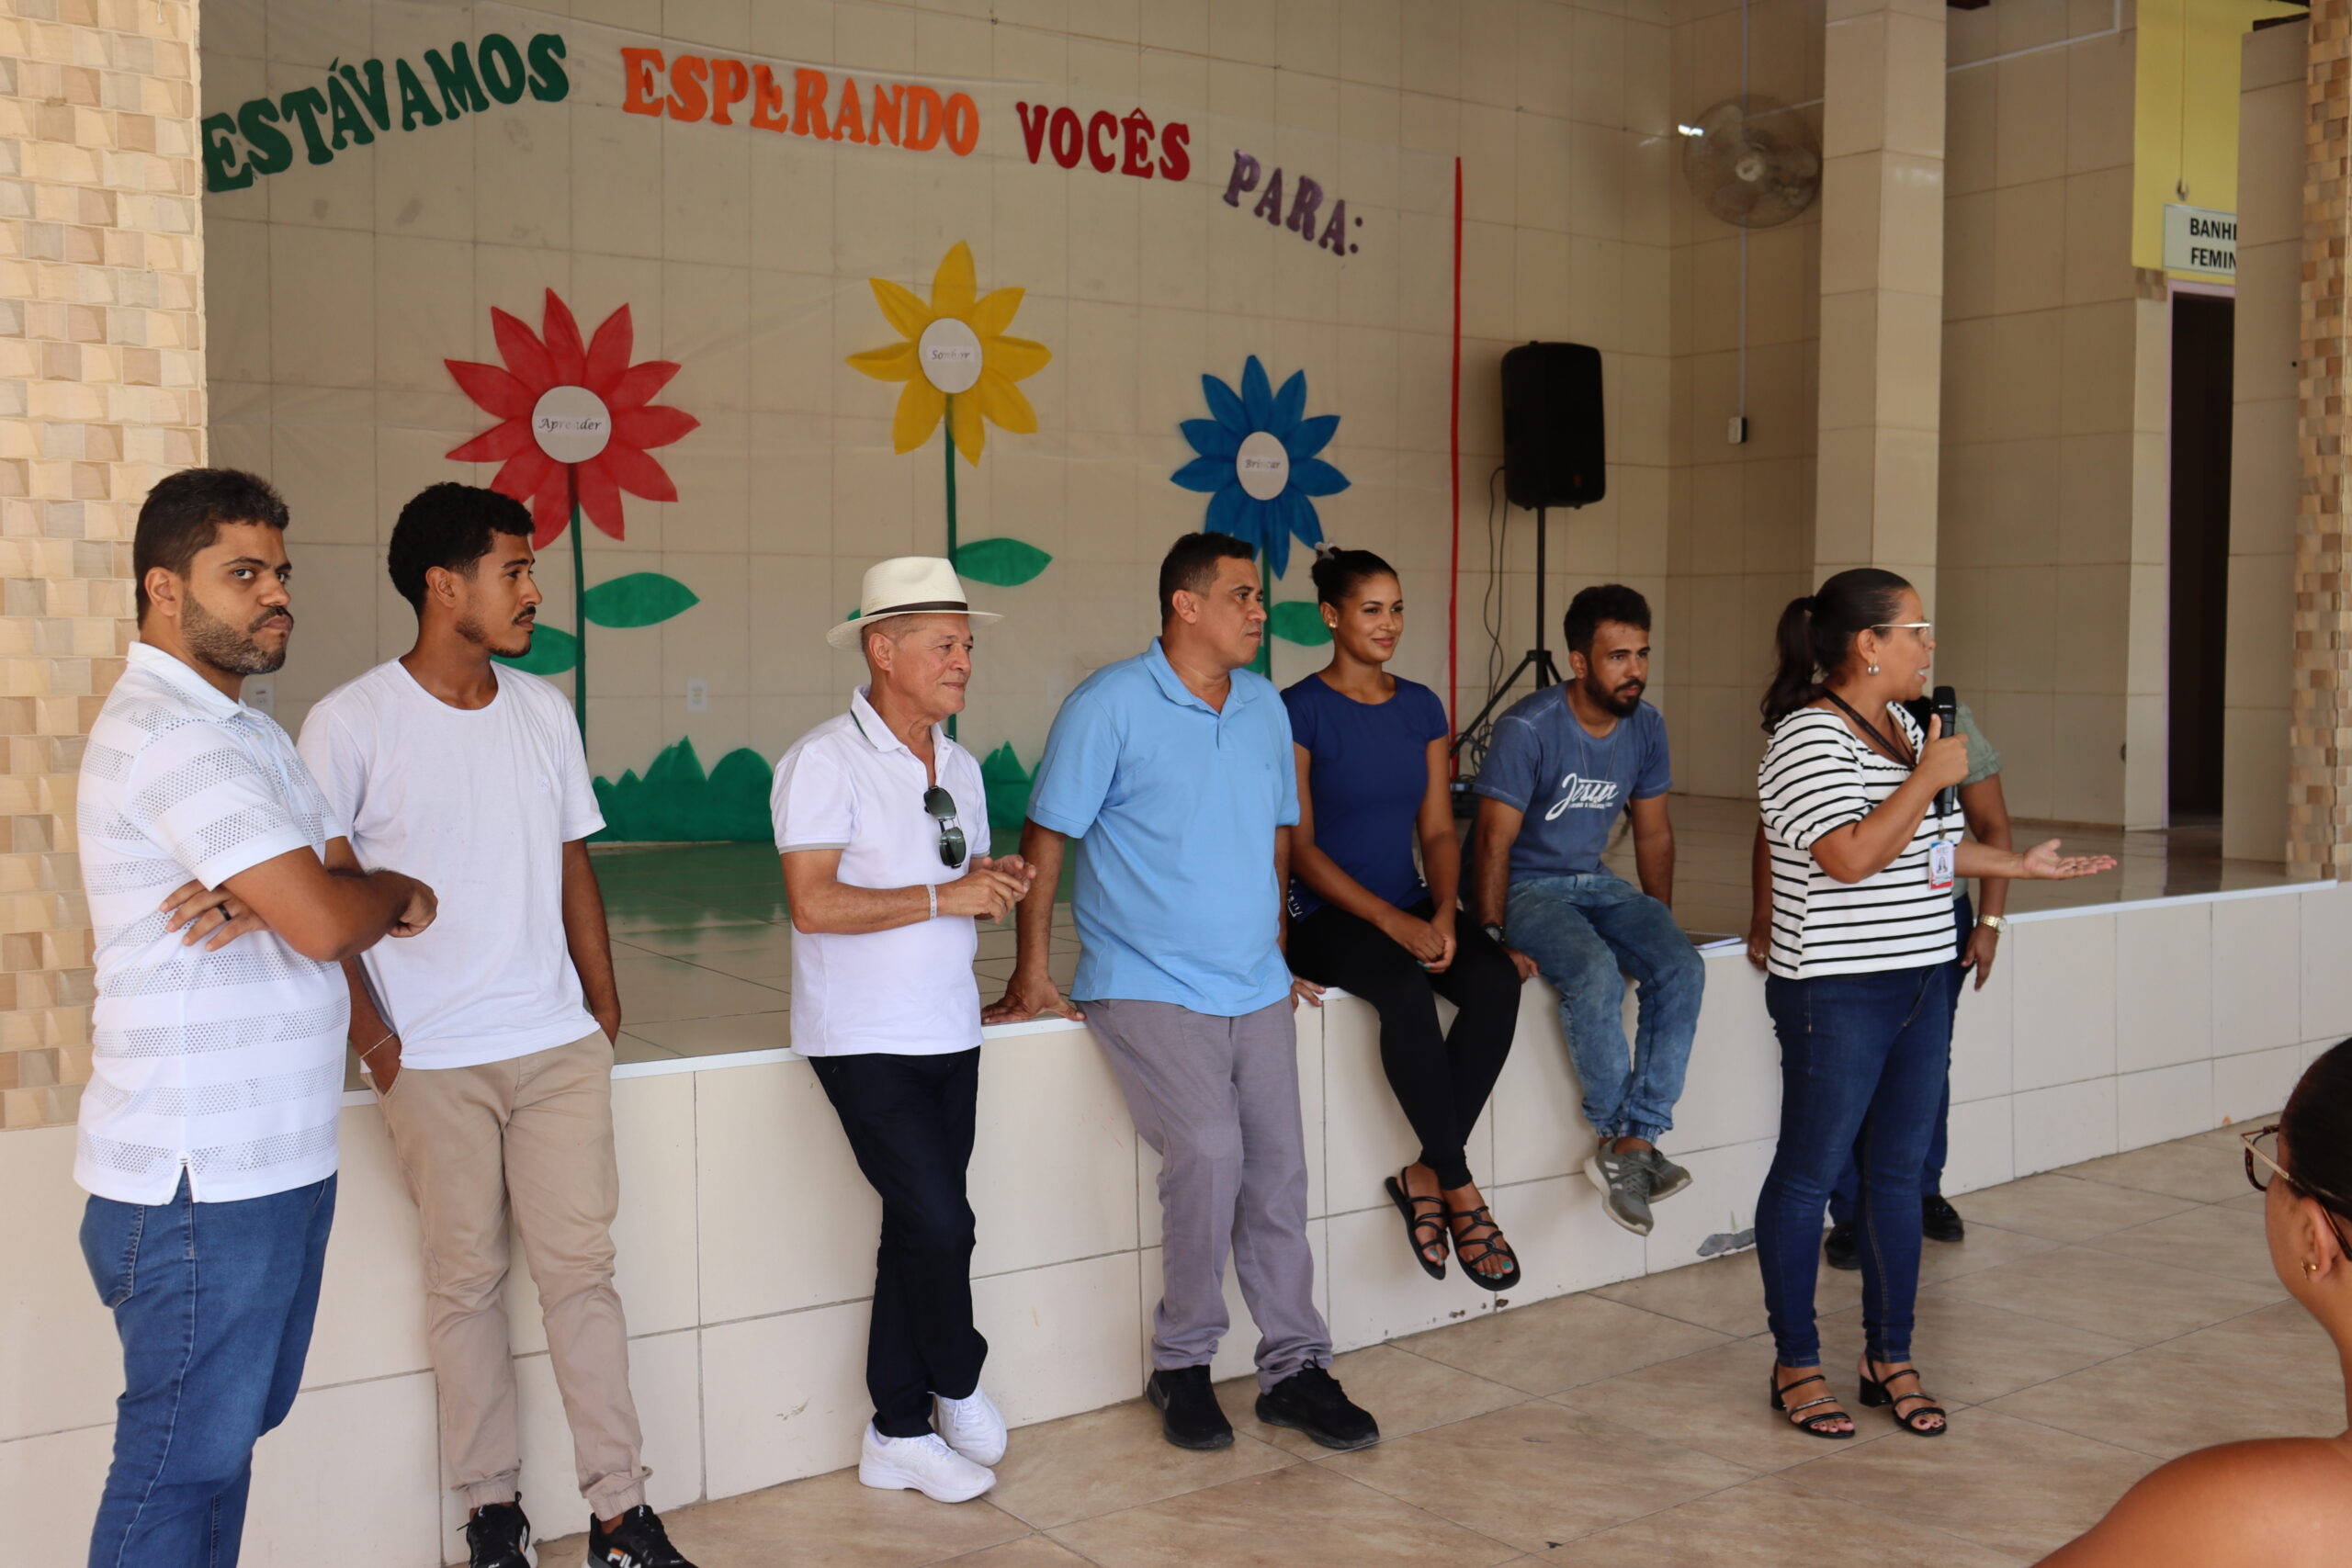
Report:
845,242,1051,464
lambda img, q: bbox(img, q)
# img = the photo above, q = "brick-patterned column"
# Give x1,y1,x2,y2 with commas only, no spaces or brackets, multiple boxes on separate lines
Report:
1814,0,1947,603
2296,0,2352,879
0,0,203,1129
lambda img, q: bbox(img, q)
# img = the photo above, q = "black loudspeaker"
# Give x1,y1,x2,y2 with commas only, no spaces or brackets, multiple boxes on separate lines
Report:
1501,342,1606,510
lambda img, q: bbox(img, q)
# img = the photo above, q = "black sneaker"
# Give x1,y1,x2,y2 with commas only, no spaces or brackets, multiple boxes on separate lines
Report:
588,1504,695,1567
1255,1364,1379,1451
1923,1193,1966,1244
1823,1222,1860,1271
1145,1365,1233,1450
462,1499,534,1568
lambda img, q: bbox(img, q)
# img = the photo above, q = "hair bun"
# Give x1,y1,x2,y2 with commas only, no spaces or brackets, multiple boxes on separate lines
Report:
1315,543,1342,562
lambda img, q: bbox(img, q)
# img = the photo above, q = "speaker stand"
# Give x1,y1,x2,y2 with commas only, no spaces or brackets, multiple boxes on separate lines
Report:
1453,502,1566,754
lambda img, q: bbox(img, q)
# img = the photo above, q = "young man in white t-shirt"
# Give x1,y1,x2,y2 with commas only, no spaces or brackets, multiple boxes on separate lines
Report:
78,468,437,1568
773,558,1035,1504
297,484,695,1568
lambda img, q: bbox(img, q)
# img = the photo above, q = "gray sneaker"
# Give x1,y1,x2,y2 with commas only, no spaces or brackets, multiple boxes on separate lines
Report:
1584,1148,1654,1235
1643,1147,1692,1201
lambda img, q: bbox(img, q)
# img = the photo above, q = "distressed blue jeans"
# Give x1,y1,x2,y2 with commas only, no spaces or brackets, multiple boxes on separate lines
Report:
81,1172,336,1568
1757,964,1952,1367
1505,872,1706,1144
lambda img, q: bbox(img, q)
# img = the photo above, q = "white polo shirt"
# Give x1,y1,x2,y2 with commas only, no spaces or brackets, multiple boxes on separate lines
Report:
75,643,351,1205
771,688,990,1056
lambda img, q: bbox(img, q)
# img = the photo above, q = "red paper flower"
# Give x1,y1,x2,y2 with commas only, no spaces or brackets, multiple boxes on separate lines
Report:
445,289,699,547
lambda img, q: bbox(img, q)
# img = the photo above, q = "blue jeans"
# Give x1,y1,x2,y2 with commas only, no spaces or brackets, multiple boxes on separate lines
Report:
82,1173,336,1568
1757,964,1952,1367
1506,872,1706,1144
1827,894,1971,1223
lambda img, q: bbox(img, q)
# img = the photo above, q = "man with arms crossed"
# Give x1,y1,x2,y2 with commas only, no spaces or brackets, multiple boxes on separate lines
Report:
990,532,1377,1453
775,558,1033,1503
1470,583,1704,1237
297,484,695,1568
77,468,435,1568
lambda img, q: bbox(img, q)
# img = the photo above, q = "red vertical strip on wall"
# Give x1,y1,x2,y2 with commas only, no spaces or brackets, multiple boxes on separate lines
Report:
1448,154,1464,764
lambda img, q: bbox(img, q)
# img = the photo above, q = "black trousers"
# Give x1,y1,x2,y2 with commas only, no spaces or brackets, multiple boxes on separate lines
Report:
809,1046,989,1438
1288,898,1522,1190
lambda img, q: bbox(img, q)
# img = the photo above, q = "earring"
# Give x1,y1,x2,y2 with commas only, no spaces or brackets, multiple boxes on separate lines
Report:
1867,664,1880,676
2306,1260,2321,1276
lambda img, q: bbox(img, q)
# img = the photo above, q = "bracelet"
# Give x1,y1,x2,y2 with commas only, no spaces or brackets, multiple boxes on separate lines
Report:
927,883,939,919
1975,914,2006,934
356,1031,395,1061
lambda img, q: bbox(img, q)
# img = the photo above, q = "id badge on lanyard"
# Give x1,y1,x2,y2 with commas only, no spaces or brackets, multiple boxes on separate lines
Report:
1927,839,1955,893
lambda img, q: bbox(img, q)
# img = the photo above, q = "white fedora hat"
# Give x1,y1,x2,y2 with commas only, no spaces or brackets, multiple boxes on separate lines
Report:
826,556,1003,652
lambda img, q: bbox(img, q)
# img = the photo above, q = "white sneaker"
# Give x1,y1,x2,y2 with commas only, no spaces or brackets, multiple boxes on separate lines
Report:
934,1386,1008,1466
858,1424,996,1503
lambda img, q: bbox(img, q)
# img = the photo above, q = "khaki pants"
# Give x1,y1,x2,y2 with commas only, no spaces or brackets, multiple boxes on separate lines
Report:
379,1032,646,1518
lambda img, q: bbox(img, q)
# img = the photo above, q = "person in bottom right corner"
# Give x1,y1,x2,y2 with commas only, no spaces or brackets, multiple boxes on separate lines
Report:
2033,1040,2352,1566
1746,693,2015,1269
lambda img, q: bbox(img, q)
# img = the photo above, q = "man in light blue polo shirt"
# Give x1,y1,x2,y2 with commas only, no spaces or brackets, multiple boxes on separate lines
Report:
988,533,1377,1455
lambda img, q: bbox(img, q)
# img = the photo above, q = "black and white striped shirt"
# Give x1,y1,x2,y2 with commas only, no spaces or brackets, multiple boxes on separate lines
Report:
1758,705,1962,980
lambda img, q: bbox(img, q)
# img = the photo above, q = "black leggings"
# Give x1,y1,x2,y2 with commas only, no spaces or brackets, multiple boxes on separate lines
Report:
1288,897,1521,1190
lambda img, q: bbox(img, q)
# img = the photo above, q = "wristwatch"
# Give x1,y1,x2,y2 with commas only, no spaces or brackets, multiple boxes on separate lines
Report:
1975,913,2006,934
1482,922,1509,947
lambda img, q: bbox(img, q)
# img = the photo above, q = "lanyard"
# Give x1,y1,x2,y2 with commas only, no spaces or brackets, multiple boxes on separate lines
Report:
1821,692,1914,768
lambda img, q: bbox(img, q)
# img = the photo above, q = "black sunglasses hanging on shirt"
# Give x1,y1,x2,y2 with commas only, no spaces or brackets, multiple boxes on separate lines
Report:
924,785,967,869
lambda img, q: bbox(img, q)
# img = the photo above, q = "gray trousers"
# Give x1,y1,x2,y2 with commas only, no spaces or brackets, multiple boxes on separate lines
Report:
1083,997,1333,1390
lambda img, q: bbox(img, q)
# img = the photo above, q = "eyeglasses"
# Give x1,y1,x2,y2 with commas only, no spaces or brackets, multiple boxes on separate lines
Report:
923,785,967,868
1872,622,1934,636
2242,1122,2352,1252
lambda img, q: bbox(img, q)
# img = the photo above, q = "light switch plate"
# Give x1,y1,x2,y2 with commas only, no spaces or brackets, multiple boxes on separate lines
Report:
244,677,275,716
685,678,708,713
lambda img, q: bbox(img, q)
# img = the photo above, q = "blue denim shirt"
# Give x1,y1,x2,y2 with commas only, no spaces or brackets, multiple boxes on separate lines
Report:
1028,639,1299,1016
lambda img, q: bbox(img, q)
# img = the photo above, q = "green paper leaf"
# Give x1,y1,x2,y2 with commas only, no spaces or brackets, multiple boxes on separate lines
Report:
582,571,700,628
493,622,579,674
953,537,1052,588
1268,601,1332,646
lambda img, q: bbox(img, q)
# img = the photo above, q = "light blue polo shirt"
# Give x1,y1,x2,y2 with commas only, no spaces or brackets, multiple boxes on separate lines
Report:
1028,638,1299,1016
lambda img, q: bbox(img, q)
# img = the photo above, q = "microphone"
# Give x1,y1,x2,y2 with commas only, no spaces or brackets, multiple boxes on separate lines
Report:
1933,685,1959,818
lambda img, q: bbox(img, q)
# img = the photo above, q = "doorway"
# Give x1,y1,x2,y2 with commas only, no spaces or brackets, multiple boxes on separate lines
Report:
2166,292,2234,821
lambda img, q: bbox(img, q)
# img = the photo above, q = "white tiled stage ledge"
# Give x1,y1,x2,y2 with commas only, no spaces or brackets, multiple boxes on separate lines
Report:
3,879,2347,1565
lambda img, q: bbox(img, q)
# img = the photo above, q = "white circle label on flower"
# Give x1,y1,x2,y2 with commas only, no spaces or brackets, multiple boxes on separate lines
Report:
530,385,612,463
1235,430,1290,502
917,317,984,395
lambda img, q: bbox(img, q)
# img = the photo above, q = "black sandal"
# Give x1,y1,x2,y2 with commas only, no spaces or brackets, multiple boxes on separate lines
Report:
1859,1359,1947,1436
1770,1371,1856,1439
1384,1170,1449,1280
1447,1203,1521,1292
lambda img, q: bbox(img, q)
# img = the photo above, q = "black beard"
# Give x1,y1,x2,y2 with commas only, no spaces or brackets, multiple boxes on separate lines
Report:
1586,676,1642,717
456,608,534,659
183,592,287,677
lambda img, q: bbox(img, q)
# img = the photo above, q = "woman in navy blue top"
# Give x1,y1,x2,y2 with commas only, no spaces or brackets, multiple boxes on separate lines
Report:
1284,547,1526,1288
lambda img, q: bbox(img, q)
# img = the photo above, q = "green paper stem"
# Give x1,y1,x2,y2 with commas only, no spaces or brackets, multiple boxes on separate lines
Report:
944,397,958,741
568,479,587,739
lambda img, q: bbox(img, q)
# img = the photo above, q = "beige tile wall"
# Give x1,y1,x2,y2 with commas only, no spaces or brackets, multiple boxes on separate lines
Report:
199,0,1678,782
1932,0,2151,826
1663,0,1824,801
2224,22,2304,860
0,0,202,1130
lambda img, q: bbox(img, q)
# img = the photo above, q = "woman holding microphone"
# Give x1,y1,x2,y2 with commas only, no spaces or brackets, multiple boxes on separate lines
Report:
1753,569,2112,1440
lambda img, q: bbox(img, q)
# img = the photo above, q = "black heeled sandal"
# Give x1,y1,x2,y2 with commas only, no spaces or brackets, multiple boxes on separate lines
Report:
1858,1359,1947,1436
1384,1170,1449,1280
1770,1371,1856,1439
1447,1203,1521,1292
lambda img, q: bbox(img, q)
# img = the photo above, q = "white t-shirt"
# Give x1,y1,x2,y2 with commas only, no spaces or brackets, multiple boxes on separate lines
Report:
771,688,990,1056
76,643,351,1204
1758,704,1965,980
298,660,605,1070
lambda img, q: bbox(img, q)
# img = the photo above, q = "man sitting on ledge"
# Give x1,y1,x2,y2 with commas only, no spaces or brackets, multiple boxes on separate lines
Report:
990,531,1378,1454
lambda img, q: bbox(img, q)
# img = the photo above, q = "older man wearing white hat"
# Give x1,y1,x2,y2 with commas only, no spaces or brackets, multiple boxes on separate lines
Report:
773,558,1035,1502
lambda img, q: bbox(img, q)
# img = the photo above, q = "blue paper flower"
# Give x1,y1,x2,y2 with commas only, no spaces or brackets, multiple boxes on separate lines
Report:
1171,355,1350,578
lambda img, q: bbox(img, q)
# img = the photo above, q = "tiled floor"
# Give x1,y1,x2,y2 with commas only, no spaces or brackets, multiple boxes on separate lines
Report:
519,1122,2341,1568
576,795,2297,1067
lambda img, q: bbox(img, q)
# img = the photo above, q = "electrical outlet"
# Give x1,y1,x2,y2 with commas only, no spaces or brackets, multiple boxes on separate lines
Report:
244,677,275,716
685,678,708,714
